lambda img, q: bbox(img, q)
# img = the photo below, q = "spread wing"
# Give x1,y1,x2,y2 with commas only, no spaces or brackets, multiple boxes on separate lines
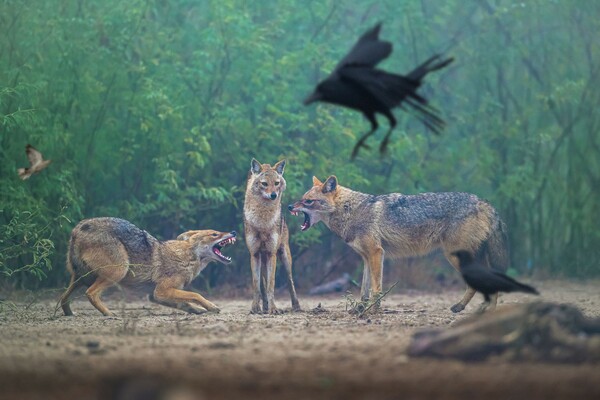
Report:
25,144,43,166
333,23,392,74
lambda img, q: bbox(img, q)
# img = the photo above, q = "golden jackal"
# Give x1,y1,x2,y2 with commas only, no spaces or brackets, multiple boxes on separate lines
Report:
59,217,236,316
289,176,509,312
244,158,301,314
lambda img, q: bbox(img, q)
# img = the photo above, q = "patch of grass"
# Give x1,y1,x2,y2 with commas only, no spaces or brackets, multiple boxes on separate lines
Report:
343,281,399,318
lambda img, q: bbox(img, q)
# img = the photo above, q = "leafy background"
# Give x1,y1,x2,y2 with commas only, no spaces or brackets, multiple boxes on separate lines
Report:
1,0,599,293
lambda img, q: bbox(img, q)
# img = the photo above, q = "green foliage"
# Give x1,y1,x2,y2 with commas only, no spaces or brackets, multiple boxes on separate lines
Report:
1,0,599,290
0,205,70,284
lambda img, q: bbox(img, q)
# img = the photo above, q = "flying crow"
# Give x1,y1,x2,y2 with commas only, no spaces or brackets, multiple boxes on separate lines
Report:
304,22,453,158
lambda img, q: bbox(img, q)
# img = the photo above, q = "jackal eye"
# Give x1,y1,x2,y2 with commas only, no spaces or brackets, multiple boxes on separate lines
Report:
274,181,280,186
304,199,314,205
211,233,219,237
261,181,268,187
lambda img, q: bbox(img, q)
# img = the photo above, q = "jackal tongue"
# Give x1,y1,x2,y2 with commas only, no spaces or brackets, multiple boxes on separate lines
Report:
301,212,310,231
213,244,232,262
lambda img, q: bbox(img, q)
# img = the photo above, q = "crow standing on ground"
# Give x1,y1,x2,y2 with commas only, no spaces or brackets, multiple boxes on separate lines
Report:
452,250,539,308
303,23,453,158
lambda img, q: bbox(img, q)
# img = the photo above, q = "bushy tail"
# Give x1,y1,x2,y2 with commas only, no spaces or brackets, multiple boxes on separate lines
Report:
485,214,510,273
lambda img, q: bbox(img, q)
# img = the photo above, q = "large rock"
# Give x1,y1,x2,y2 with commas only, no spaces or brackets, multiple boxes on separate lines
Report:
408,302,600,363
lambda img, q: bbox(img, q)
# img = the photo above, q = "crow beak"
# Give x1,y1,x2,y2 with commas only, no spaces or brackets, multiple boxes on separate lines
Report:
303,91,321,105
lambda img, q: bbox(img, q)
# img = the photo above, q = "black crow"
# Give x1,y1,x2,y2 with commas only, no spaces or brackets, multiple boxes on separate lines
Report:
304,23,453,158
452,250,539,307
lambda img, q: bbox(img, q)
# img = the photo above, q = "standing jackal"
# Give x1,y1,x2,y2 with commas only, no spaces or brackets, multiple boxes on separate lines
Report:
289,176,509,312
59,217,236,316
244,158,301,314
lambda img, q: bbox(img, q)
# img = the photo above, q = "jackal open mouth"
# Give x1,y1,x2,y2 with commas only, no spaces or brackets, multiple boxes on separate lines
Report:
213,235,236,263
291,210,311,231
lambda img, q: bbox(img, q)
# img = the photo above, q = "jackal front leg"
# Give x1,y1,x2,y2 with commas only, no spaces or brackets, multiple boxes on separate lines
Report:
367,246,385,311
153,285,220,314
149,293,207,314
451,286,477,313
360,263,371,302
265,252,282,314
250,252,263,314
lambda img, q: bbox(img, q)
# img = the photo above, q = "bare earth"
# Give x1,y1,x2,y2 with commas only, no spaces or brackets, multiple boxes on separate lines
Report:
1,280,599,400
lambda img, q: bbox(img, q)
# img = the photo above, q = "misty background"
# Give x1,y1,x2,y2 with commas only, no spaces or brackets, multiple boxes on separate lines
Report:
1,0,599,293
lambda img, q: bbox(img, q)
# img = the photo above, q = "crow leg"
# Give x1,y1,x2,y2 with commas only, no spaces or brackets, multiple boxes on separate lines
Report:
379,111,397,155
351,113,378,159
477,293,493,314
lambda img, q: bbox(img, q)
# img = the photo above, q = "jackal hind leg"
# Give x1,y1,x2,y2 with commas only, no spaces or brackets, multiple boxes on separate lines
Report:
445,250,477,313
86,277,119,317
60,274,81,316
451,287,477,313
477,293,498,314
279,244,300,311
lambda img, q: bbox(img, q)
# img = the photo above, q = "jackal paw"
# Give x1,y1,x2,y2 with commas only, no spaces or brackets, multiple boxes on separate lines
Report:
250,302,262,314
206,306,221,314
349,303,366,315
450,303,465,313
182,303,208,314
268,307,284,315
291,304,302,313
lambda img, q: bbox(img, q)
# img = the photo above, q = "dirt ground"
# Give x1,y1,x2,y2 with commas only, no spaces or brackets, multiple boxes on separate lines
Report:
1,280,599,400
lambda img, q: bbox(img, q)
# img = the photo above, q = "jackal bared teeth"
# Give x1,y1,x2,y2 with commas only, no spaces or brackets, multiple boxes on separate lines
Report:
218,237,236,246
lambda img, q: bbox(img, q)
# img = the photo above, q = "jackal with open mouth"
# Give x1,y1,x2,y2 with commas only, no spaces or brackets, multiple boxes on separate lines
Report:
289,176,509,313
59,217,236,316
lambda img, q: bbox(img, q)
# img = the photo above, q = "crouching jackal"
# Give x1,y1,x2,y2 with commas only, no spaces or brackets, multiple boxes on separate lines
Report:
289,176,509,313
59,217,236,316
244,158,301,314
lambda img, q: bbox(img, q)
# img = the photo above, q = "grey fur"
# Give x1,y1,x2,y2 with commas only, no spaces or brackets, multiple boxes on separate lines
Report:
290,177,509,312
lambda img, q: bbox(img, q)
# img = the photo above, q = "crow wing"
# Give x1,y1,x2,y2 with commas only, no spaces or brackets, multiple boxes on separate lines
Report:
25,144,43,166
489,270,539,294
339,66,419,108
332,23,392,74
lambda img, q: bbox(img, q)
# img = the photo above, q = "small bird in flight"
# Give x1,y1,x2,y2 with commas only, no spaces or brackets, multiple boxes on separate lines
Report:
304,22,453,158
452,250,539,310
17,144,52,180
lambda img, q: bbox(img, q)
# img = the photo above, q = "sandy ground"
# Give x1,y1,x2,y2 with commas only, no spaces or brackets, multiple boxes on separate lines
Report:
1,280,599,400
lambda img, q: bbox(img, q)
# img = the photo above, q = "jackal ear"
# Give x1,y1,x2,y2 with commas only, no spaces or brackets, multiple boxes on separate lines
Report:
273,159,286,175
177,230,199,240
312,176,323,186
322,175,337,193
250,158,261,175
